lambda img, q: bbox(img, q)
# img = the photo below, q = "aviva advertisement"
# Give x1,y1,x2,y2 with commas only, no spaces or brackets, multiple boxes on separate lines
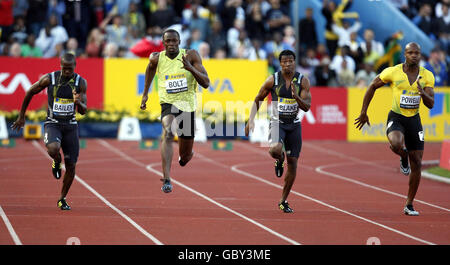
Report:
104,58,268,120
348,87,450,142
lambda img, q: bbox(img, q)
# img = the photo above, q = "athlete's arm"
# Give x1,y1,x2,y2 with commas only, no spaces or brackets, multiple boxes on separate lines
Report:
291,76,311,112
182,49,210,88
354,75,386,130
245,75,274,136
417,77,434,109
140,52,159,110
11,74,50,131
74,78,87,115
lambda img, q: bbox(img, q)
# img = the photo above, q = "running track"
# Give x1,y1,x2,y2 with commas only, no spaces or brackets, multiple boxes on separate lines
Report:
0,139,449,245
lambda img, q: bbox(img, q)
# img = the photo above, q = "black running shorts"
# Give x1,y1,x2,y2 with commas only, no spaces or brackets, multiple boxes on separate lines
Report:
386,110,424,151
160,103,195,139
268,120,302,158
44,123,79,163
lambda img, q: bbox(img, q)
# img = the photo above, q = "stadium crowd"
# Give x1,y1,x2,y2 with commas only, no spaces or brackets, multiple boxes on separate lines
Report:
0,0,448,87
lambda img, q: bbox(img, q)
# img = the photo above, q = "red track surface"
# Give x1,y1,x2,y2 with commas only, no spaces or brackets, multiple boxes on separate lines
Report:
0,139,449,245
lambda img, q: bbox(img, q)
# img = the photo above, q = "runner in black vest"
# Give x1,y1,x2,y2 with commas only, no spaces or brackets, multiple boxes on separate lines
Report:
12,53,87,210
245,50,312,213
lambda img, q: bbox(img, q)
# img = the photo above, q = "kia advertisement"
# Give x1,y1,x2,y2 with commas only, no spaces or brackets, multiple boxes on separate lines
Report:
0,57,103,111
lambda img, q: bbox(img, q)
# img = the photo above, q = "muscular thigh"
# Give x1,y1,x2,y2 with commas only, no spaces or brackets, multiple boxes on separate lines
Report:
60,124,79,164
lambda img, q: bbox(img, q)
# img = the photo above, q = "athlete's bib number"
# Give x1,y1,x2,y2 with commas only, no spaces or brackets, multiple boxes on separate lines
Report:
278,97,298,114
399,95,420,109
53,98,74,116
165,74,188,94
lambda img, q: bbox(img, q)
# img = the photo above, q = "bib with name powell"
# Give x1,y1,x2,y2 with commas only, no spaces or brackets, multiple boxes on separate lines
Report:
399,91,421,109
165,73,188,94
53,97,74,116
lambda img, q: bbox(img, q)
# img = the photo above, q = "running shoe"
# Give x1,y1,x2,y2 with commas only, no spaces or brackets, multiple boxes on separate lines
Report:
278,200,294,213
400,149,410,176
274,152,285,178
161,179,173,193
57,198,71,210
52,160,62,179
404,205,419,216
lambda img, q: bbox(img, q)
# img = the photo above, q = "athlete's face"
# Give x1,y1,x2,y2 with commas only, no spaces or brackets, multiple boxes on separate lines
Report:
280,55,296,74
60,60,75,77
404,45,421,66
163,32,180,54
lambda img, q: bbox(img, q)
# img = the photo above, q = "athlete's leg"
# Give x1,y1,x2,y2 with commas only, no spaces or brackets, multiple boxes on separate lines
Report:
60,162,76,200
178,137,194,165
387,131,408,161
161,115,175,181
406,150,423,206
280,156,298,203
47,142,62,162
268,143,283,160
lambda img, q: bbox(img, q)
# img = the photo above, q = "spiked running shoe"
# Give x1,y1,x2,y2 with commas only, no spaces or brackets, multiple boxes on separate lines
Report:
57,198,71,210
404,205,419,216
400,151,410,176
278,201,294,213
274,152,285,178
52,160,62,179
161,179,173,193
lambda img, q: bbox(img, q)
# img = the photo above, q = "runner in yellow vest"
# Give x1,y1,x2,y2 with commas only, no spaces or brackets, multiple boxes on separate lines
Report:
140,29,210,193
355,43,435,216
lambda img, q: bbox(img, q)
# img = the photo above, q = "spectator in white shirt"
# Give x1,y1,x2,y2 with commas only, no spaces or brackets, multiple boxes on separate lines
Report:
359,28,384,65
332,17,361,48
330,45,355,75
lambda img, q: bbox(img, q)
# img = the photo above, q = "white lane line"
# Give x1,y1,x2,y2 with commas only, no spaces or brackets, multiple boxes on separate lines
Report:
31,140,163,245
98,139,301,245
0,205,22,245
230,162,436,245
235,142,450,213
316,162,450,212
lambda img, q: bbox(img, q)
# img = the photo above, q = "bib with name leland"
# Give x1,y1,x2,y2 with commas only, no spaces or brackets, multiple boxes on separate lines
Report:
53,97,75,116
165,73,188,94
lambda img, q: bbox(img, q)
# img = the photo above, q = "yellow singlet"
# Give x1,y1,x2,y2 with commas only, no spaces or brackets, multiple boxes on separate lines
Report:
379,64,435,117
157,49,198,112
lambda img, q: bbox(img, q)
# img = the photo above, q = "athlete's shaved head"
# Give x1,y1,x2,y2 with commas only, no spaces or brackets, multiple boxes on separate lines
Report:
61,52,76,66
405,42,421,51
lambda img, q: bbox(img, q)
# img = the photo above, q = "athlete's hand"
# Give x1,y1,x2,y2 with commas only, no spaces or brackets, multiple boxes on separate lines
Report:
416,76,425,96
11,116,25,132
354,113,370,130
245,120,255,137
179,55,194,72
140,94,148,110
73,90,81,105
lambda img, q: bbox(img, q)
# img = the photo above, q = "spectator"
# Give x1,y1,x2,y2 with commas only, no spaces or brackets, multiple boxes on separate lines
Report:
435,0,450,18
297,57,315,85
245,1,266,42
35,14,68,58
231,30,253,58
208,19,228,58
123,2,147,38
21,34,43,57
63,0,91,50
63,37,83,57
337,59,355,86
183,1,210,41
9,42,21,57
298,7,318,52
116,0,136,16
214,48,227,59
359,28,385,65
47,0,65,26
330,45,356,75
283,25,296,50
149,0,179,29
265,0,291,35
103,41,119,58
85,28,105,57
13,0,28,18
247,39,267,60
413,4,435,39
129,26,164,58
355,62,376,87
434,3,450,54
188,28,203,51
0,0,14,42
91,0,106,28
10,15,28,44
227,18,245,53
100,14,128,49
314,56,338,87
315,43,328,61
424,48,448,86
332,17,361,48
321,0,338,57
217,0,245,34
305,48,320,68
388,0,411,17
198,41,211,59
263,31,293,62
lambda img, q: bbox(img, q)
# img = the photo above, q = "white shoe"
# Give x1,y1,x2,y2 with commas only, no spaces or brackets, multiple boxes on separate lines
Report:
404,205,419,216
400,157,410,176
